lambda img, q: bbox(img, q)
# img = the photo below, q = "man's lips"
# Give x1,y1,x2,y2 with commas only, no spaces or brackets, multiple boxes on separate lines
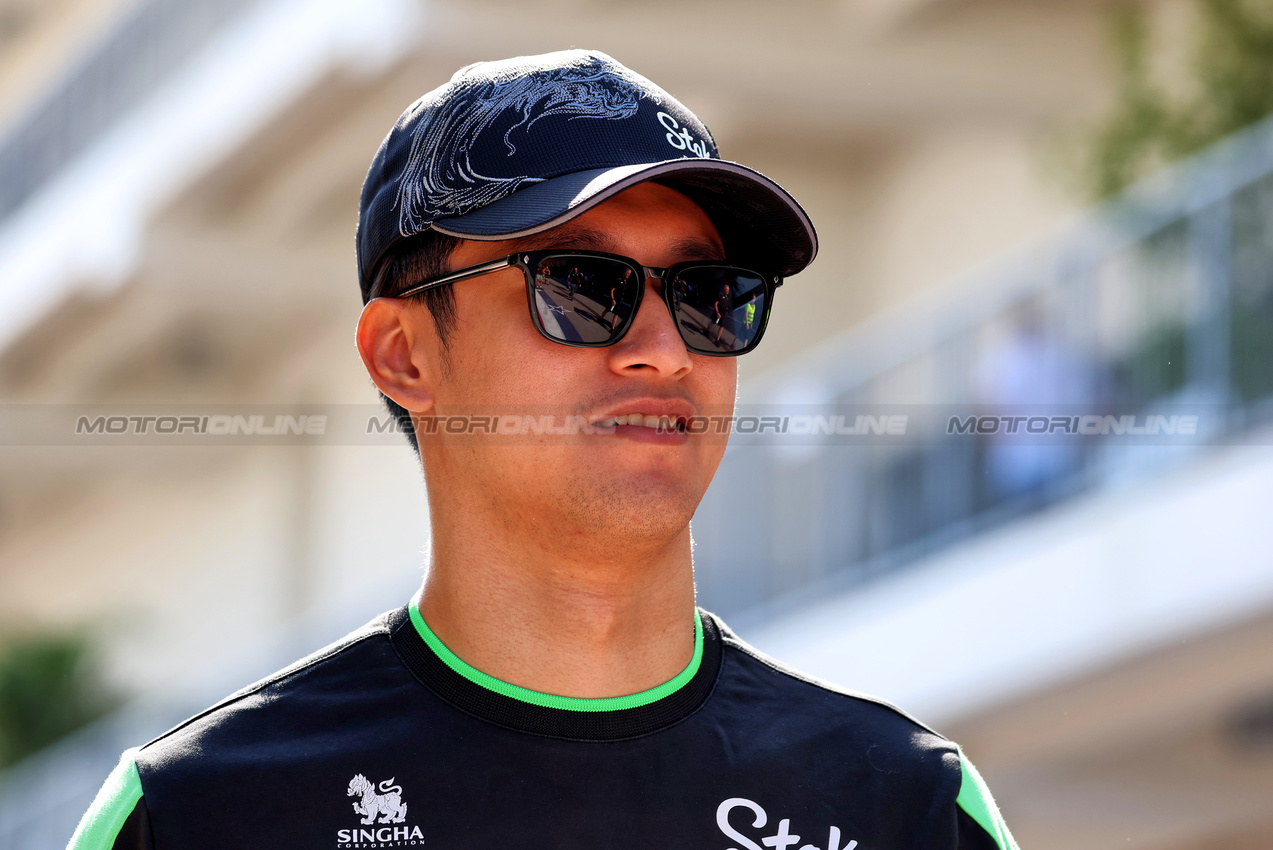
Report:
589,401,696,434
597,412,687,433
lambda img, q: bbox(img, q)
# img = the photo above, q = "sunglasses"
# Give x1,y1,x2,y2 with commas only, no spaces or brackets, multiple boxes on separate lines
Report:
392,249,782,356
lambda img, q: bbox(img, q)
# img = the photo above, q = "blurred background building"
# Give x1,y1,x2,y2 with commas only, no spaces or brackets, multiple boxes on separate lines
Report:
1,0,1271,847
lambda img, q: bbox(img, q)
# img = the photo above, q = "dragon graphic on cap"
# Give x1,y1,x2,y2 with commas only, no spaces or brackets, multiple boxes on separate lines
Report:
395,51,664,236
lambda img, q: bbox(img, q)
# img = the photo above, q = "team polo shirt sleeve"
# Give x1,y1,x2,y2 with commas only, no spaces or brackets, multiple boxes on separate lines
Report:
956,751,1020,850
67,606,1020,849
68,748,153,850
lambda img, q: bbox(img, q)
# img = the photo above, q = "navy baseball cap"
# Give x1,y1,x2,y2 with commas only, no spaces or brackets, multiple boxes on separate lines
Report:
356,49,818,301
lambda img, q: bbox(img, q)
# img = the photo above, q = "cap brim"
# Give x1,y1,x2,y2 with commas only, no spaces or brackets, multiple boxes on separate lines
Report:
430,159,818,277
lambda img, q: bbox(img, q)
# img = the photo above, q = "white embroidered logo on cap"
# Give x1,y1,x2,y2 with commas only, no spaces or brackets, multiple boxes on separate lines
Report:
396,64,649,232
657,112,708,157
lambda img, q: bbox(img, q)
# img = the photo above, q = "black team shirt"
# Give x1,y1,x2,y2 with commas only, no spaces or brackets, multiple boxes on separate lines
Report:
70,604,1019,849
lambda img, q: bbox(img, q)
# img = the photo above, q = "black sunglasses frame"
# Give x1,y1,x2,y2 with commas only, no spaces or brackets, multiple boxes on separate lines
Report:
391,249,783,357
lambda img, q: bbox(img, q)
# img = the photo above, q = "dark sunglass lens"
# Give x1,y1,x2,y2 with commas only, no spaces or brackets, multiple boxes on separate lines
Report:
671,267,768,353
530,255,640,344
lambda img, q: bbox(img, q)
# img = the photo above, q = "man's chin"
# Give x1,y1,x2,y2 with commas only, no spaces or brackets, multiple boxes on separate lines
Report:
556,476,703,544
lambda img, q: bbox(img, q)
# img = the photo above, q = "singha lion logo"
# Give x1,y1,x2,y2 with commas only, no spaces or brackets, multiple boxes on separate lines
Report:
347,774,408,825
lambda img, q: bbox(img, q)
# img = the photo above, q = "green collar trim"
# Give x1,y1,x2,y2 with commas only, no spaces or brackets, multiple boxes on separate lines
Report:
407,601,703,712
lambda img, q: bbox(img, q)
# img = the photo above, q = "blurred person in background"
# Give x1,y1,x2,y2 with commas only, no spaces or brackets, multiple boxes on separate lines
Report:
977,301,1094,506
69,51,1017,849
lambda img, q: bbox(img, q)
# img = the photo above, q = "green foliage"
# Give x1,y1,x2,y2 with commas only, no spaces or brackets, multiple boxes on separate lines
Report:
1085,0,1273,198
0,631,117,770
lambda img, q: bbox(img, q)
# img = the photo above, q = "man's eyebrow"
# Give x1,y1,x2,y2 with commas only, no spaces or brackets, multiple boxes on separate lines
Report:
507,229,726,262
669,236,726,262
507,226,620,254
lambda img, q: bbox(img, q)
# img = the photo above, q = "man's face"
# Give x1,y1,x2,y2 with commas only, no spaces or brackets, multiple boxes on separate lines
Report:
412,182,736,545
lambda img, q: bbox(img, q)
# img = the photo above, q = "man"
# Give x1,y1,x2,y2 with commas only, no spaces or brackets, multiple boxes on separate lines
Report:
70,51,1019,849
711,280,733,343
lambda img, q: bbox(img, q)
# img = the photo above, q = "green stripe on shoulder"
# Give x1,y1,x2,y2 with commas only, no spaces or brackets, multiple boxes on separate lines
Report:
956,750,1020,850
68,748,144,850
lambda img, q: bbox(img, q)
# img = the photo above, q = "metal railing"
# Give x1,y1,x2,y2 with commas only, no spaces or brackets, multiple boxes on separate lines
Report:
0,0,258,224
694,116,1273,622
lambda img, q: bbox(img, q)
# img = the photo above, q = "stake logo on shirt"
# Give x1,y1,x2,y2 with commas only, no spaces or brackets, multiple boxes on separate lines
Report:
337,774,424,847
717,797,859,850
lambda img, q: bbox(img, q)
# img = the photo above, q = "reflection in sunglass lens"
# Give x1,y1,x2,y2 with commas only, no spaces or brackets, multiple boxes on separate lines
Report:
670,267,767,354
530,255,641,344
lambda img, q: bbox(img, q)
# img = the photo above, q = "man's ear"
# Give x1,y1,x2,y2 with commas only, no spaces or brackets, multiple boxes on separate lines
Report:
356,298,437,414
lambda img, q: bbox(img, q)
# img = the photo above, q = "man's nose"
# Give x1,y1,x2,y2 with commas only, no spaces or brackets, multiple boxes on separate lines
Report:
606,278,692,378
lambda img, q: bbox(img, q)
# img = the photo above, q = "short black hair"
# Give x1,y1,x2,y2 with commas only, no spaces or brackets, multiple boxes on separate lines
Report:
365,230,463,453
